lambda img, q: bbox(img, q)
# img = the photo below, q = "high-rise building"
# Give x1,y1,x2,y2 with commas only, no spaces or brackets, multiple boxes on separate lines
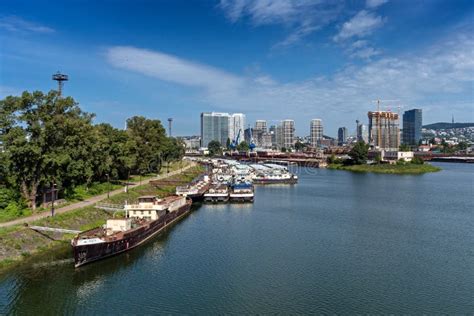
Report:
229,113,245,144
368,111,400,151
269,125,277,148
356,120,369,143
402,109,422,146
338,127,347,145
200,112,230,148
254,120,267,133
282,120,295,149
310,119,323,148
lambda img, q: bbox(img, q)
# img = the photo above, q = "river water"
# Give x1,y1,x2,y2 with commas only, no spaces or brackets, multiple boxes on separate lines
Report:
1,162,473,314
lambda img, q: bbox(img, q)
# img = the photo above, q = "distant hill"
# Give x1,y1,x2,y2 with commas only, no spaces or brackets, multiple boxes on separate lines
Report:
423,122,474,130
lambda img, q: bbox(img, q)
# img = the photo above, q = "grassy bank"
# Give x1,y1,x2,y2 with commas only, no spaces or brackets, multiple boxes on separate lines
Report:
328,163,441,174
0,161,190,224
0,164,204,274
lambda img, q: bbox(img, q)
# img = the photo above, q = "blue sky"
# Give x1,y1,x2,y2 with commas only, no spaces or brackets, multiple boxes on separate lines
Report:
1,0,473,137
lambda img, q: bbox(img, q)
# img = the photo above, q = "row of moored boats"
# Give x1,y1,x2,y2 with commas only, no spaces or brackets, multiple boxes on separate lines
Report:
176,159,298,203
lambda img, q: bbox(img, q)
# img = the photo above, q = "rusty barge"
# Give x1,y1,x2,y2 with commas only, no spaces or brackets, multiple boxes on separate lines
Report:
71,195,192,268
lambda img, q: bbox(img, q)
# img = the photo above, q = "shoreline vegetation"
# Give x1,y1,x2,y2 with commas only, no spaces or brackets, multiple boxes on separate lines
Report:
0,164,204,275
327,141,442,175
328,163,441,174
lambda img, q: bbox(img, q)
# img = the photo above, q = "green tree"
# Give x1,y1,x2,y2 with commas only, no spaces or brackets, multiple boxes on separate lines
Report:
399,144,411,152
236,141,249,152
295,141,306,152
226,138,231,150
457,141,468,151
281,147,287,153
1,91,95,210
348,141,369,165
208,140,222,156
411,156,424,165
126,116,168,175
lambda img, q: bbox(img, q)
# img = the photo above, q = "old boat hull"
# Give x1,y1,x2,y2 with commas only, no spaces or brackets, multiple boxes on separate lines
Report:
72,200,192,268
204,194,229,203
253,177,297,184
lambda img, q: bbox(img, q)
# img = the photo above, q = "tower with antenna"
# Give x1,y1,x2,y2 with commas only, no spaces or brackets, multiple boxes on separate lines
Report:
52,71,68,96
168,118,173,137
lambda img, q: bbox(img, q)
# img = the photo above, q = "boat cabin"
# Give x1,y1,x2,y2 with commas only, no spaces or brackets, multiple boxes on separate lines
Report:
124,195,187,220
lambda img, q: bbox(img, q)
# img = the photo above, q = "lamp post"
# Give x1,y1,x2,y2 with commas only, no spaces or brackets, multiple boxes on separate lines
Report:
106,173,110,199
51,181,56,217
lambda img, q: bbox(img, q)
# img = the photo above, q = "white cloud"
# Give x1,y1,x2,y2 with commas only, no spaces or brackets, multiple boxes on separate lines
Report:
106,46,244,95
0,16,55,33
366,0,388,9
106,33,474,132
346,40,381,60
219,0,343,47
333,10,384,42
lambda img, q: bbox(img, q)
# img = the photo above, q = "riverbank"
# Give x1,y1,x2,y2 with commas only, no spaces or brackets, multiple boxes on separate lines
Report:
328,163,441,174
0,164,204,274
0,161,192,228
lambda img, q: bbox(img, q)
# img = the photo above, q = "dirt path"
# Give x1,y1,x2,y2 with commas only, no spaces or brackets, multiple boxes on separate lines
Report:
0,163,195,228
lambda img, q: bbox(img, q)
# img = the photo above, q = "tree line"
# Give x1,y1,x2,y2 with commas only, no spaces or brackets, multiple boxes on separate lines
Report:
0,90,184,211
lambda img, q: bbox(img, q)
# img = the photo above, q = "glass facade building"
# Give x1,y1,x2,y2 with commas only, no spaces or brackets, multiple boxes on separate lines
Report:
200,112,230,148
402,109,422,146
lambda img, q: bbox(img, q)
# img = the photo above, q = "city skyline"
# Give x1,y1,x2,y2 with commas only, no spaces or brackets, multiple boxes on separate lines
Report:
1,1,473,136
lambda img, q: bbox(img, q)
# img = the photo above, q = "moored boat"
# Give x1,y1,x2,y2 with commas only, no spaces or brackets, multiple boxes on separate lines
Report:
204,183,229,203
252,172,298,184
229,181,254,202
71,195,192,268
176,175,211,201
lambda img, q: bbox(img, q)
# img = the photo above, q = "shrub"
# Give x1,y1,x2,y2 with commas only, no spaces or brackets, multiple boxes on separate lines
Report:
0,187,17,209
411,156,425,165
396,158,406,165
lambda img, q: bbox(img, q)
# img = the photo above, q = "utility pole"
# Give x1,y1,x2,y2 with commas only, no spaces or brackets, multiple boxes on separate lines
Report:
168,118,173,137
106,173,110,199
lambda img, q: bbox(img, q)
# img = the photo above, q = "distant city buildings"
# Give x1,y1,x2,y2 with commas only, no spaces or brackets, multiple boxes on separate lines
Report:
310,119,323,148
200,112,246,148
180,136,201,150
200,112,230,147
199,109,445,152
368,111,400,151
282,120,295,149
338,127,347,145
254,120,267,132
356,120,369,143
229,113,246,144
402,109,422,146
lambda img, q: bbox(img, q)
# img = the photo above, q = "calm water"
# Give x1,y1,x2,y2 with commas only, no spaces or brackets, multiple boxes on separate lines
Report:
1,162,473,314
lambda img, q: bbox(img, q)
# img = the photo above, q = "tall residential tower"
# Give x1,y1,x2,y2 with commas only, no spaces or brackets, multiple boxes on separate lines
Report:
200,112,230,148
310,119,323,148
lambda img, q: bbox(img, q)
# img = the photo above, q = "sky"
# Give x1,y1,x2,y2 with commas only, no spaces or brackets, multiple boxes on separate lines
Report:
0,0,473,137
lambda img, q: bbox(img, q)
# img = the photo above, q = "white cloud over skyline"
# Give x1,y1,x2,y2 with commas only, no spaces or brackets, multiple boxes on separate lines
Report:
106,32,474,133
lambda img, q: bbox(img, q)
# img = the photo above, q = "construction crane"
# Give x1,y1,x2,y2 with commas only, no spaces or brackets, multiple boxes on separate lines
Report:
370,100,400,148
248,128,256,152
372,99,399,112
230,129,241,150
